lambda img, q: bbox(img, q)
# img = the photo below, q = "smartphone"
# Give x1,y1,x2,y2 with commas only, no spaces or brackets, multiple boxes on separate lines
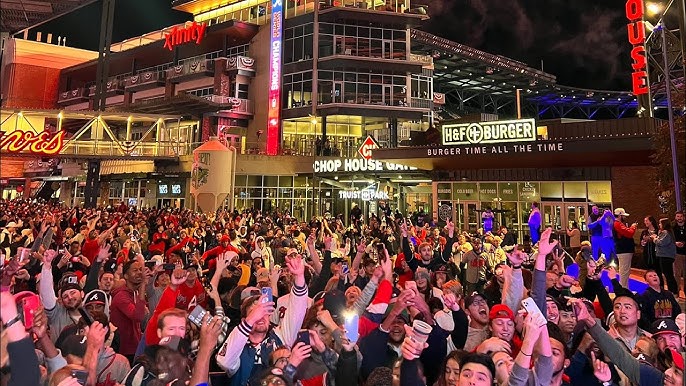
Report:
188,305,208,327
343,313,359,343
17,248,30,265
261,287,273,303
71,370,88,386
521,297,547,327
341,263,349,275
144,261,157,270
20,294,40,330
405,281,418,294
296,330,310,346
163,263,176,271
78,307,95,326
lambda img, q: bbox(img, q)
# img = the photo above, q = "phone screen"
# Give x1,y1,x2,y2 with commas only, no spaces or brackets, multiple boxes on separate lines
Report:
343,313,359,343
296,330,310,346
21,295,40,330
188,305,207,327
261,287,273,303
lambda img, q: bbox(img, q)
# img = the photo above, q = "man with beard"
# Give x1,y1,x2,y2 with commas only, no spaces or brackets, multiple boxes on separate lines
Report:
401,219,455,273
110,260,149,363
462,293,490,352
40,249,85,342
359,289,414,380
650,319,684,354
216,250,308,386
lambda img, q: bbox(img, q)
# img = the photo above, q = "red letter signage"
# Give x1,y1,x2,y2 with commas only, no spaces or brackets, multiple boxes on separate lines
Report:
1,130,66,155
625,0,648,95
163,21,207,51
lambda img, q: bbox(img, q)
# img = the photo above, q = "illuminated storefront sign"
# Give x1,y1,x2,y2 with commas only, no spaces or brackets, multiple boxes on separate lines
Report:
339,189,390,201
1,130,66,155
313,158,417,173
266,0,283,155
442,118,536,145
163,21,207,51
625,0,648,95
426,142,564,157
358,135,379,160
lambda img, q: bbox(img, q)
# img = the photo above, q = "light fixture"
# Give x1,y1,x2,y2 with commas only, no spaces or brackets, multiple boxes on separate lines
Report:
646,2,663,16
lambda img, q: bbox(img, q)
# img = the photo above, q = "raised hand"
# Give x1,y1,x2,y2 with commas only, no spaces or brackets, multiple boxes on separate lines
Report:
289,342,312,368
400,325,428,360
286,254,305,278
477,336,512,355
96,244,111,263
605,266,618,281
43,249,59,265
170,269,188,287
84,321,108,351
537,228,559,256
324,236,335,251
522,313,545,341
198,314,223,351
442,292,459,311
308,329,327,353
356,240,366,255
245,295,275,326
591,352,612,382
506,246,526,267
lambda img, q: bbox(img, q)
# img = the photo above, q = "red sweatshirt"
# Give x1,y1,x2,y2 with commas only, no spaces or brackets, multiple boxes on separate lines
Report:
109,285,148,356
145,286,178,346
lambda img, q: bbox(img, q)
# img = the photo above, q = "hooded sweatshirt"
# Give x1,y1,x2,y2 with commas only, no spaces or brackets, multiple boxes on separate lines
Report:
95,346,131,386
110,285,148,356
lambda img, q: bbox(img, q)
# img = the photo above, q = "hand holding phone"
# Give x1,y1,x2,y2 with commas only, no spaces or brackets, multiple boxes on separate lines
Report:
188,305,208,327
261,287,273,303
521,297,547,327
405,281,418,295
71,370,88,385
296,330,311,346
343,313,359,343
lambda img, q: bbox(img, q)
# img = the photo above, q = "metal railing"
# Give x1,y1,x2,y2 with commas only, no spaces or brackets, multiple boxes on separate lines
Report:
60,140,190,158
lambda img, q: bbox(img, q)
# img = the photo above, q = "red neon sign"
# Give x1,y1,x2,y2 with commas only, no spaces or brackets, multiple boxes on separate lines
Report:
0,130,66,155
266,0,283,155
625,0,648,95
163,21,207,51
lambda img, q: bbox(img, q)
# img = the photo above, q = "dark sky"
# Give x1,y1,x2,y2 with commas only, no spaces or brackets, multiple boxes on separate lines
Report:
34,0,634,90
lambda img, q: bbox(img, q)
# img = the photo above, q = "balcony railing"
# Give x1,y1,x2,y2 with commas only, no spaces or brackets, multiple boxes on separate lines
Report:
166,59,215,82
88,79,125,97
409,97,431,109
225,56,256,76
61,140,190,157
124,71,166,91
203,95,253,115
57,88,89,105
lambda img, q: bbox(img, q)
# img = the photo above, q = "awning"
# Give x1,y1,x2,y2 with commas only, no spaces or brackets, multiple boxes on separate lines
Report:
100,160,155,175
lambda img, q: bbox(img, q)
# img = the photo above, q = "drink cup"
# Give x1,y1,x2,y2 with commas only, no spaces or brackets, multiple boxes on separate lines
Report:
411,320,432,344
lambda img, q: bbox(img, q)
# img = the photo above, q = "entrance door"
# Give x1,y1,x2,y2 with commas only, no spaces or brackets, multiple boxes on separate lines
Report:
382,84,392,106
455,201,479,232
542,203,563,231
564,203,588,232
333,82,343,103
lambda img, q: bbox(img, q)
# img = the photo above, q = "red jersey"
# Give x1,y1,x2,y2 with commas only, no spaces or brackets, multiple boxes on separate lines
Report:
175,280,206,310
81,238,100,263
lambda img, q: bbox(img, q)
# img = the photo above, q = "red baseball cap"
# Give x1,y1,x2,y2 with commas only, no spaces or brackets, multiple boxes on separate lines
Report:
489,304,515,321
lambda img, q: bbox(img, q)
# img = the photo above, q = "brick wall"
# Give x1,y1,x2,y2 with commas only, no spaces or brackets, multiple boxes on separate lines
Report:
611,166,663,219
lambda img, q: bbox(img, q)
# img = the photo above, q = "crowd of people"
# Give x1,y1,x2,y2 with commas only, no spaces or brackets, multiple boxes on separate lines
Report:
0,198,684,386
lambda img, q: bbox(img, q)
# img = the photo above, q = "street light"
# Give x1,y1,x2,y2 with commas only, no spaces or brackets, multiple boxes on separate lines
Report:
646,2,664,16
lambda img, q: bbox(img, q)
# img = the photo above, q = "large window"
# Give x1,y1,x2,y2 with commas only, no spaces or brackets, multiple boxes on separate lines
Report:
284,23,314,64
319,22,406,59
229,175,312,219
317,69,407,106
282,71,313,108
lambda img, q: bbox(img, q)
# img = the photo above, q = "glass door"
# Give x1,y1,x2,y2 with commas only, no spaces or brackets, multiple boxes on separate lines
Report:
542,203,563,231
564,203,588,232
455,201,480,232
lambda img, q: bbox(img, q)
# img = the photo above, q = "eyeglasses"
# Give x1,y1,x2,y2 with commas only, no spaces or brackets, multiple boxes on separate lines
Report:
274,357,290,366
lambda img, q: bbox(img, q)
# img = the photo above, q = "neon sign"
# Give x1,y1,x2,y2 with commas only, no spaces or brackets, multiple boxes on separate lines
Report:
358,135,379,160
163,21,207,51
442,118,536,145
266,0,283,155
625,0,648,95
0,130,66,155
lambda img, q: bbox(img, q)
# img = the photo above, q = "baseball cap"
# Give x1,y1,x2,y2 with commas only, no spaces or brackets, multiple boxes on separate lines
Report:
489,304,515,321
613,208,630,217
221,234,230,243
651,318,681,336
60,335,87,358
464,293,487,308
60,282,82,295
84,290,107,306
158,336,191,356
665,348,684,371
241,286,261,300
256,268,270,283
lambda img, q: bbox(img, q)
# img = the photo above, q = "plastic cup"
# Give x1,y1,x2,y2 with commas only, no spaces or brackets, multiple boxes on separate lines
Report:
411,320,432,344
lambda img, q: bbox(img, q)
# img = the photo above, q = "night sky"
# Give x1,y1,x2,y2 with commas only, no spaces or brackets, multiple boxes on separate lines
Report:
34,0,634,90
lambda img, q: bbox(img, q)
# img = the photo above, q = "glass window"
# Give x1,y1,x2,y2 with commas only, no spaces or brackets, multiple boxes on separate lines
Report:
436,183,451,200
587,181,612,204
563,182,587,201
478,182,498,202
279,176,293,187
264,176,279,186
498,183,518,201
452,182,477,201
247,175,262,186
540,182,562,201
518,182,540,202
